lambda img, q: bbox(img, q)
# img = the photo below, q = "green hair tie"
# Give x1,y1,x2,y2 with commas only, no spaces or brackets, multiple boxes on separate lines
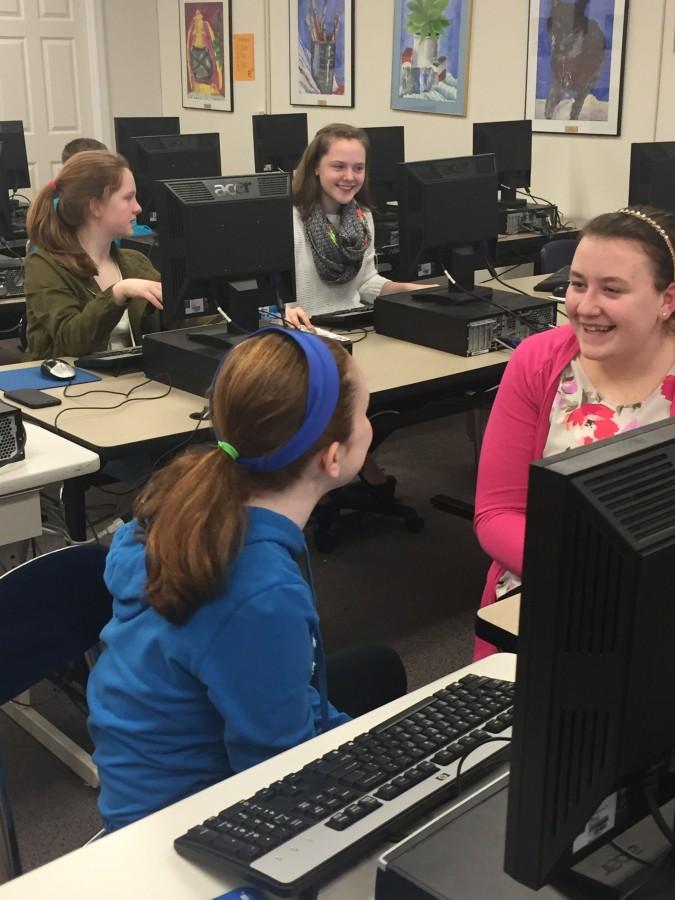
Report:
217,440,239,461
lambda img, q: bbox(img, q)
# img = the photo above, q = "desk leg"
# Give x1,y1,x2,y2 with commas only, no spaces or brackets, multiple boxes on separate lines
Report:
61,477,88,542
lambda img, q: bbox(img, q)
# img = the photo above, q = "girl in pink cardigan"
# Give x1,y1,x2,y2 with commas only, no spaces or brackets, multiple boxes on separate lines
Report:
474,207,675,659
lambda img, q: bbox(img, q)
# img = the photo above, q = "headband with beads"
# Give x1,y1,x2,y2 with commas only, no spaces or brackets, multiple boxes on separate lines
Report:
618,208,675,282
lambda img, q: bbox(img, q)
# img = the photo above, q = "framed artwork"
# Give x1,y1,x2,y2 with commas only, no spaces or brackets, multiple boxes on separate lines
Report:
179,1,233,111
391,0,473,117
289,0,354,107
525,0,629,135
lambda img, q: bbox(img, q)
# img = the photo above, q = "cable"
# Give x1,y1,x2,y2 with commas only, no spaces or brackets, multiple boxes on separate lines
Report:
609,840,655,868
643,780,675,851
54,377,173,433
442,266,551,336
454,735,512,798
0,323,20,335
0,238,23,259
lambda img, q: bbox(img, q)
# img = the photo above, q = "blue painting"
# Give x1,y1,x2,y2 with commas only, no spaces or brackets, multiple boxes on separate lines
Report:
290,0,353,107
391,0,472,116
526,0,629,135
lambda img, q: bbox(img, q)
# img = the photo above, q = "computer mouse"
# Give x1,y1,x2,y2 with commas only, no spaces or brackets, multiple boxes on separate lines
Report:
40,358,76,380
552,284,568,298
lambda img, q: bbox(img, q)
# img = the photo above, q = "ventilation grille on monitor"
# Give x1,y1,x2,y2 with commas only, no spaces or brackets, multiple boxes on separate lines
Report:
584,452,675,547
552,708,611,835
256,173,290,196
168,180,214,203
562,509,630,655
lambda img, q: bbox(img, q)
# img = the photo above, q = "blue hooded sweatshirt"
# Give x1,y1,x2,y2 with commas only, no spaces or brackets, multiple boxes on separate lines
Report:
87,507,349,832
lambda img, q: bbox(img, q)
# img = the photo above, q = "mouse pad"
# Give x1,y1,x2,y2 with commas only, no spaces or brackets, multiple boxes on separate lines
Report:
0,366,101,392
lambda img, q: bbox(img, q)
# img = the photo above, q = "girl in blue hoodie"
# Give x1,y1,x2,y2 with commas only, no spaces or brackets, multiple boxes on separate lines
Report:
87,327,405,831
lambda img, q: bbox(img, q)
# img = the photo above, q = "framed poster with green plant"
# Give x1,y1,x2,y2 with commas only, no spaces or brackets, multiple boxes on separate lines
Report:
391,0,473,115
179,0,233,111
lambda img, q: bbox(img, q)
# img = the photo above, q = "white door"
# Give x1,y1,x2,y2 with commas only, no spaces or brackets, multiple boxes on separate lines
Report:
0,0,109,194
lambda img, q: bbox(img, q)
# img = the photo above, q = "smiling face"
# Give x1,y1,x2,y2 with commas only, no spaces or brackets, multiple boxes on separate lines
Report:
565,235,675,367
91,167,142,239
315,137,366,214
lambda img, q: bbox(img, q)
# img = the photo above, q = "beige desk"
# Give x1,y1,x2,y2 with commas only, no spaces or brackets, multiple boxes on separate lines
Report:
0,653,516,900
0,420,99,546
475,594,521,652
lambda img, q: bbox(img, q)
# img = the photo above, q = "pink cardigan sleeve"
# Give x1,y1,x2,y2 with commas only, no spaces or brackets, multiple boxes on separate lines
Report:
474,340,548,578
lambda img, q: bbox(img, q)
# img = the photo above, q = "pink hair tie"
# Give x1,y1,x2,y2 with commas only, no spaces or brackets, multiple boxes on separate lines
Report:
49,180,58,191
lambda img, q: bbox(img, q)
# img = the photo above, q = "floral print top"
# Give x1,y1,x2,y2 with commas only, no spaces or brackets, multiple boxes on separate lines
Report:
495,355,675,598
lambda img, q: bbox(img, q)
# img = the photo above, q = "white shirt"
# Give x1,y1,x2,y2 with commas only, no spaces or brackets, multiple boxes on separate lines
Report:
289,207,387,316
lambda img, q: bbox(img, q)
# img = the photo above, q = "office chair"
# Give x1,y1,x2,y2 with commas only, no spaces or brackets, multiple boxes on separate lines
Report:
533,238,577,275
312,414,424,552
0,543,111,881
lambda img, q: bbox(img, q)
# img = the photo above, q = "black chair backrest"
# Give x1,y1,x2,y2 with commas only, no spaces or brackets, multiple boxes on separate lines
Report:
0,544,111,703
535,238,577,275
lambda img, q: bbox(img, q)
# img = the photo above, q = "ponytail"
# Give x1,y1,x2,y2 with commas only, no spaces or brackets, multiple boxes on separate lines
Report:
135,447,249,624
27,150,128,278
134,332,355,624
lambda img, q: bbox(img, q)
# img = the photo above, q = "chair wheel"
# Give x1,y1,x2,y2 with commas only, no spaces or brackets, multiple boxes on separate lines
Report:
405,515,425,533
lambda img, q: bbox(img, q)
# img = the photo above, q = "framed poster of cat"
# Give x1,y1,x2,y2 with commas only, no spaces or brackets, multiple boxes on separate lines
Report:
525,0,629,135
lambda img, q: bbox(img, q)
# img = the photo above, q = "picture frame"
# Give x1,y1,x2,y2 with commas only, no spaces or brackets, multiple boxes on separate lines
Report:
390,0,473,117
289,0,354,107
179,0,233,112
525,0,629,135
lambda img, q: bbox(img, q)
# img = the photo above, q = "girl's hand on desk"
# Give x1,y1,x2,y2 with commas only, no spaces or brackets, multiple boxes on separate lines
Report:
112,278,163,309
284,305,314,330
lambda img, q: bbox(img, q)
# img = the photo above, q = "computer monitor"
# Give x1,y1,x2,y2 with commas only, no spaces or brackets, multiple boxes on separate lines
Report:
0,144,12,240
252,113,308,173
472,119,531,207
113,116,180,162
504,418,675,893
155,171,295,333
396,153,498,298
628,141,675,213
125,133,221,227
0,121,30,191
361,126,405,214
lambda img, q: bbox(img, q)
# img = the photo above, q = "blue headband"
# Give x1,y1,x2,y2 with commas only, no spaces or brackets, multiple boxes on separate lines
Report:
220,327,341,473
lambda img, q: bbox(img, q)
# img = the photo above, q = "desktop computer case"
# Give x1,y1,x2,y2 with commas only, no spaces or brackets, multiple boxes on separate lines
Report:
374,290,557,356
0,400,26,467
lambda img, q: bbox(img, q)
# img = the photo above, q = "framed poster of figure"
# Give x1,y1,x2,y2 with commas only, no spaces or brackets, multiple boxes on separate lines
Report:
391,0,473,117
289,0,354,107
525,0,629,135
179,0,233,111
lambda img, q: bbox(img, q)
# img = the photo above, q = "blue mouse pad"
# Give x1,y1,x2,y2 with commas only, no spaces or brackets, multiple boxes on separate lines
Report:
0,366,101,392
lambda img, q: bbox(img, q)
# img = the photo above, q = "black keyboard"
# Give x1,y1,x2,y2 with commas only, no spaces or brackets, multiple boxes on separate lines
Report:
533,265,570,292
174,674,514,896
311,306,374,328
75,346,144,372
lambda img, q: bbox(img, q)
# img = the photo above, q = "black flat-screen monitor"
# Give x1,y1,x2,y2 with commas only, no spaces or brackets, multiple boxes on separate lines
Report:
155,171,295,332
473,119,531,207
252,113,308,174
504,419,675,892
362,126,405,213
397,153,498,298
629,141,675,213
113,116,180,162
0,144,12,239
0,121,30,191
126,133,221,227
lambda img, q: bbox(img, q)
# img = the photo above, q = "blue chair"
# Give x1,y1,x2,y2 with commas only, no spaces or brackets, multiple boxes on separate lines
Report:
0,543,111,881
534,238,577,275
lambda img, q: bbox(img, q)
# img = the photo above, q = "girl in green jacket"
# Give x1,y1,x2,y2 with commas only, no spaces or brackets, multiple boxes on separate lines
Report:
25,150,163,359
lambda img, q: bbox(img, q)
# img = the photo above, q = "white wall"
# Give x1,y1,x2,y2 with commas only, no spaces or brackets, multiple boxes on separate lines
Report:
102,0,163,128
150,0,675,222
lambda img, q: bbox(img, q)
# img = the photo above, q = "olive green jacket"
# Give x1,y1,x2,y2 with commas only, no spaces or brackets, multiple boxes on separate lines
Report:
25,246,162,360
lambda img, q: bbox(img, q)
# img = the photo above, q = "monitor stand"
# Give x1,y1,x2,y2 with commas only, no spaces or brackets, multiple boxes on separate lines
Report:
442,245,492,303
376,775,675,900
